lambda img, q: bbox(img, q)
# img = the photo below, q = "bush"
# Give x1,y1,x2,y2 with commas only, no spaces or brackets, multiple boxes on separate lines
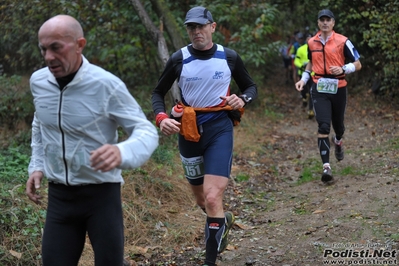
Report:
0,75,34,130
0,146,45,266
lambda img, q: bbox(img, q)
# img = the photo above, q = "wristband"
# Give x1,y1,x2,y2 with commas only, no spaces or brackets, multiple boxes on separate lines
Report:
301,70,311,83
342,63,356,74
155,112,168,127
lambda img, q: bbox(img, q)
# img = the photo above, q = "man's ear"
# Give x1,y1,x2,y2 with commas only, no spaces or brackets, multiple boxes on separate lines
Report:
77,37,87,52
211,22,216,33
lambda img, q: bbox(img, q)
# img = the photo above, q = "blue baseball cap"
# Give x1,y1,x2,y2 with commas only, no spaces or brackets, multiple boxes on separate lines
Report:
184,6,214,25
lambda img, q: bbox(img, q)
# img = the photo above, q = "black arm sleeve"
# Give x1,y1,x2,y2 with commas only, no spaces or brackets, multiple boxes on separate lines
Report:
151,50,183,115
343,40,357,63
225,47,257,102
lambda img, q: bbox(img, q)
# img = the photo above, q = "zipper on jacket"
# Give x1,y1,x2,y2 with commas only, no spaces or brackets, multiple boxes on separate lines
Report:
321,42,327,76
58,89,69,186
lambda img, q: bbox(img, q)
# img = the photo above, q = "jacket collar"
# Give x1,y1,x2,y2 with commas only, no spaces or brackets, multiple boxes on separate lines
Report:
316,30,335,45
46,55,89,87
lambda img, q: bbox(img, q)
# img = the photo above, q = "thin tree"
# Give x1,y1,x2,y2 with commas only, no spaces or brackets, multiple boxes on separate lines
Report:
149,0,186,50
129,0,181,103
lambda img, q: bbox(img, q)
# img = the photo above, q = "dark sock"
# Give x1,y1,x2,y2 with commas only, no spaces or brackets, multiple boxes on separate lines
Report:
204,216,225,265
318,137,330,165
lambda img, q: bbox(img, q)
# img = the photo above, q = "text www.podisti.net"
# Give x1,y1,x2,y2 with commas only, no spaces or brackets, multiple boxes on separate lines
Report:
322,248,397,265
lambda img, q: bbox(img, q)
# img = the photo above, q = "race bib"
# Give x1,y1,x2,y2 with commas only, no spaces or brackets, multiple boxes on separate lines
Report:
180,155,204,179
317,78,339,94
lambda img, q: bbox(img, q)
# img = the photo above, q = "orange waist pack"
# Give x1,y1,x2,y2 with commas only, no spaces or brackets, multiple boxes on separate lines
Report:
179,104,244,142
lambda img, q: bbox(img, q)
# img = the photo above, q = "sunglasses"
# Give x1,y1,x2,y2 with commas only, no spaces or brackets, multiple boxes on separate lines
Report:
186,23,211,31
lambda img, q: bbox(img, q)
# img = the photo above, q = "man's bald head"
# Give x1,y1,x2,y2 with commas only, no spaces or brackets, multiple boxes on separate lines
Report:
38,15,86,78
39,15,84,40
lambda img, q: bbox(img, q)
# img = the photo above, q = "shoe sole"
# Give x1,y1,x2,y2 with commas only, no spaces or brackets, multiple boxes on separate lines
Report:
321,173,333,183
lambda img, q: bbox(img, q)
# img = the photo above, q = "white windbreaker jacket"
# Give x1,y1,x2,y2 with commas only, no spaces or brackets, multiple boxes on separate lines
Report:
28,56,159,185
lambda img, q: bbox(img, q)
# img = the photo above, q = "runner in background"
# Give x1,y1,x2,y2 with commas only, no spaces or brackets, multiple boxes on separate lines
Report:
279,35,293,84
294,33,314,119
295,9,361,183
289,31,305,83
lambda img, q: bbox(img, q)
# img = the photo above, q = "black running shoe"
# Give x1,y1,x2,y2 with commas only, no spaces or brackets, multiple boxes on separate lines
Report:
321,166,333,183
332,136,344,161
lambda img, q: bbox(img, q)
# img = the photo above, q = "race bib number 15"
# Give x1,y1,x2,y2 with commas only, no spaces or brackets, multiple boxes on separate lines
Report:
317,78,339,94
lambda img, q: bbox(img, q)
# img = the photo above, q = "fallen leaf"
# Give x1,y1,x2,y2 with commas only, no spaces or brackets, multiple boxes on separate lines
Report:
313,209,326,214
9,250,22,259
226,244,236,251
235,222,250,230
126,246,148,255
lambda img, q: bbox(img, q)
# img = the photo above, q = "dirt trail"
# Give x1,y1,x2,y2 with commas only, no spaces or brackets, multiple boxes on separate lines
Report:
217,76,399,265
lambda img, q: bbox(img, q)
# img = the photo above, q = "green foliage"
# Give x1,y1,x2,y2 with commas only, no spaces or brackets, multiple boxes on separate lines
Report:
0,196,45,265
2,0,399,97
0,147,31,184
151,133,179,165
361,0,399,92
1,0,282,89
0,2,48,72
0,145,45,265
0,75,34,130
0,0,161,88
76,0,161,87
195,1,281,67
228,4,281,67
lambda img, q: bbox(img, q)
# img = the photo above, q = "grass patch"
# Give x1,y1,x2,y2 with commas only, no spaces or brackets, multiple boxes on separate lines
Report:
339,166,361,176
293,205,310,215
390,233,399,241
236,173,250,182
264,108,284,122
297,158,320,184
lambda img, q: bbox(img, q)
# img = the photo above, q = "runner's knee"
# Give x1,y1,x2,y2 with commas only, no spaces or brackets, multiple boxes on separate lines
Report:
205,193,222,212
318,123,330,135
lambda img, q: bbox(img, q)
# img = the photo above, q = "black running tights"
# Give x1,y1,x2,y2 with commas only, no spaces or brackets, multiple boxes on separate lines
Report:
42,182,124,266
311,85,347,137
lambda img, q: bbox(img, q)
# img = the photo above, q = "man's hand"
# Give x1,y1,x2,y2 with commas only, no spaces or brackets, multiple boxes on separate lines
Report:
26,171,43,204
220,95,245,109
90,144,121,172
159,118,181,136
295,80,305,92
329,65,344,75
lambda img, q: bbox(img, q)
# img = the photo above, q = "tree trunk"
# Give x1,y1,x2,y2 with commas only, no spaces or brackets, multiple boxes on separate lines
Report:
129,0,181,103
149,0,187,51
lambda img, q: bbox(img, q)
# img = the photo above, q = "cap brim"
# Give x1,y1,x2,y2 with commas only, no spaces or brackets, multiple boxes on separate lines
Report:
318,11,334,19
184,18,210,25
